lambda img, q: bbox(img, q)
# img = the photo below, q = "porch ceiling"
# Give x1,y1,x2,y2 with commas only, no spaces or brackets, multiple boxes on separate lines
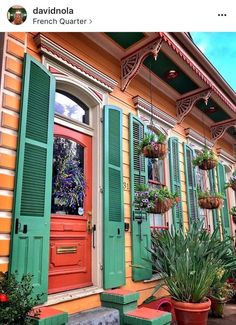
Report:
105,32,146,49
143,53,198,95
196,98,231,123
102,32,235,141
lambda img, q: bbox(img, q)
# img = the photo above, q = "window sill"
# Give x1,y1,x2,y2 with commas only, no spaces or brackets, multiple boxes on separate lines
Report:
44,286,104,306
144,273,163,283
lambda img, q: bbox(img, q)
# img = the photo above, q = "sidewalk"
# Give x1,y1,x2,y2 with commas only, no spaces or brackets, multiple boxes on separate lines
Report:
208,303,236,324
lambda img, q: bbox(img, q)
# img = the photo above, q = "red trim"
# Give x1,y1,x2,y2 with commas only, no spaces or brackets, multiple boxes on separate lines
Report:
150,226,169,230
49,66,67,76
159,32,236,114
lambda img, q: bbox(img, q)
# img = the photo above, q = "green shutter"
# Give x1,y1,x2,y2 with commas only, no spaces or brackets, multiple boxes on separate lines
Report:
183,143,199,223
103,105,125,289
10,54,55,303
209,169,219,231
168,137,183,231
129,114,152,281
217,163,231,238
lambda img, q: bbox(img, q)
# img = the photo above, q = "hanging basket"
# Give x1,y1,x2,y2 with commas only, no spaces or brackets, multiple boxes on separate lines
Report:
198,159,218,170
198,197,223,209
142,143,167,159
149,198,174,214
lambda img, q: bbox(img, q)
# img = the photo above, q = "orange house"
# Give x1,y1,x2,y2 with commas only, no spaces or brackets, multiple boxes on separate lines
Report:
0,32,235,322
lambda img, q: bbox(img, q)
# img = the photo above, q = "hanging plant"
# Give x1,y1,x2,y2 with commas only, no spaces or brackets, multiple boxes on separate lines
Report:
149,187,179,214
134,185,179,214
229,207,236,224
192,148,218,170
225,173,236,191
137,132,167,159
197,190,224,209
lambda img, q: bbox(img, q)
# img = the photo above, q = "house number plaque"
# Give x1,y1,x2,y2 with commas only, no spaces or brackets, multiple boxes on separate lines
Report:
57,246,77,254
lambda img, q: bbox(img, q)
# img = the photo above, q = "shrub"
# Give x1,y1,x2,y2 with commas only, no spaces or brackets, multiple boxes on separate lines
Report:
0,272,41,325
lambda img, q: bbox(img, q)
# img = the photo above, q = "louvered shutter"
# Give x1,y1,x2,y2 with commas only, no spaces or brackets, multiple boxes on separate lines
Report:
10,54,55,302
209,169,219,231
103,105,125,289
168,137,183,230
217,163,231,238
183,144,199,222
129,114,152,281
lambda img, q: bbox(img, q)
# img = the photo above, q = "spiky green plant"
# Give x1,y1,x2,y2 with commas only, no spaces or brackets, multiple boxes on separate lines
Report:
150,221,236,303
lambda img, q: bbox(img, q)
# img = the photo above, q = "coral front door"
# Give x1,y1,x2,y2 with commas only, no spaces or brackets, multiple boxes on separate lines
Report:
48,124,92,293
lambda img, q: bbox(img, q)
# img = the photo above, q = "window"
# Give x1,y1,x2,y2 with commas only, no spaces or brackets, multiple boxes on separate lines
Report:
51,137,85,216
195,166,209,230
148,149,168,231
55,90,89,124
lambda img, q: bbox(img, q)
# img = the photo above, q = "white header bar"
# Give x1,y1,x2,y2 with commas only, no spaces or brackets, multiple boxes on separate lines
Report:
0,0,236,32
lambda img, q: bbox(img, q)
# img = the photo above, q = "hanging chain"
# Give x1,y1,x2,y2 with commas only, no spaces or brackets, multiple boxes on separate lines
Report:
149,59,154,126
202,109,207,149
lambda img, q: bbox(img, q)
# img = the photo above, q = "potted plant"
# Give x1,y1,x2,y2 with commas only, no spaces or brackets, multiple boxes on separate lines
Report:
149,187,178,214
225,173,236,191
192,148,218,170
134,185,178,214
0,272,41,324
197,190,224,209
150,221,236,325
137,132,167,159
229,207,236,224
209,275,235,318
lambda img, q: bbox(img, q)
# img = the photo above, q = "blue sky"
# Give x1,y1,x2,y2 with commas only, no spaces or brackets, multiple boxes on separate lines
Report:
191,33,236,92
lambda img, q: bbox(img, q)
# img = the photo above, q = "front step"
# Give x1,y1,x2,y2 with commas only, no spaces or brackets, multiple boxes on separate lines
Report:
68,307,120,325
101,289,172,325
124,307,172,325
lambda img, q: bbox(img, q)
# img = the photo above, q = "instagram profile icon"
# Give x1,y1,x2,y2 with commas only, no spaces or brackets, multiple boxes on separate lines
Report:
7,5,27,25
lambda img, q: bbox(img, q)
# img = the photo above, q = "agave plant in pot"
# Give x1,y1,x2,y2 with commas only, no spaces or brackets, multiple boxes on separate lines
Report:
192,147,218,170
197,190,224,209
229,206,236,224
137,132,167,159
150,221,236,325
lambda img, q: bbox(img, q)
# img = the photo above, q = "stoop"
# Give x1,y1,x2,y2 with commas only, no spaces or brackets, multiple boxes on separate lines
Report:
101,289,171,325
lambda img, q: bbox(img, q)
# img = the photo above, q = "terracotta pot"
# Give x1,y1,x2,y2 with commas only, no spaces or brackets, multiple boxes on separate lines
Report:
150,198,174,214
198,197,223,209
210,297,226,318
171,298,211,325
231,183,236,191
198,159,217,170
142,143,167,159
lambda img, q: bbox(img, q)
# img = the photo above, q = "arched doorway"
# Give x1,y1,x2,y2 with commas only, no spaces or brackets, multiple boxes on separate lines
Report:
48,88,96,293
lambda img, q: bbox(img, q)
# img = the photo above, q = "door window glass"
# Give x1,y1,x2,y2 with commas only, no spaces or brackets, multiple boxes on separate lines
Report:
51,137,85,215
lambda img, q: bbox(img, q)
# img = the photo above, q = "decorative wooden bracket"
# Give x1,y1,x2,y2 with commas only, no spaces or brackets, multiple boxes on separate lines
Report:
121,37,163,91
210,118,236,141
176,88,212,124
